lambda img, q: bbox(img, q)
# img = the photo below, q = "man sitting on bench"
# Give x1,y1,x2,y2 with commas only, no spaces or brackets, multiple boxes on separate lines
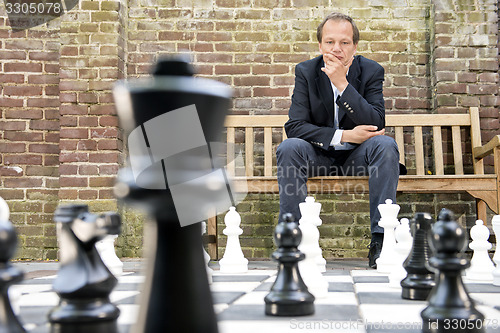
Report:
276,12,401,268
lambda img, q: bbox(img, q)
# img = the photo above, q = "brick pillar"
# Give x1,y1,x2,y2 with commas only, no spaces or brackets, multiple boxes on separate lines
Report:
0,12,60,259
58,0,125,212
431,0,499,157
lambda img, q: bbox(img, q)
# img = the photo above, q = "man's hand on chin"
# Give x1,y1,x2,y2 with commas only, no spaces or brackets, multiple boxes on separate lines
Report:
321,54,354,91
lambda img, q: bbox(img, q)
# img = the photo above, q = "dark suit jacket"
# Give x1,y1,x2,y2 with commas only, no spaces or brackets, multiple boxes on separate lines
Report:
284,54,385,151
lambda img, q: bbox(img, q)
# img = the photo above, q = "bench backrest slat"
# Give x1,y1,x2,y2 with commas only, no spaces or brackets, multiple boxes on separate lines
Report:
224,108,480,177
470,107,484,175
452,126,464,175
245,127,254,177
432,126,444,175
414,126,425,175
394,127,405,165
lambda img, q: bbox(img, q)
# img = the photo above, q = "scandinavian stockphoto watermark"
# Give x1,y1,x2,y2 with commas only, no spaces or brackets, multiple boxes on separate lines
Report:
289,319,499,331
290,319,422,331
127,104,247,227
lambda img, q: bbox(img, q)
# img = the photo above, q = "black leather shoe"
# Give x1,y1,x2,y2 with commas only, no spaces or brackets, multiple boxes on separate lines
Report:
367,242,382,269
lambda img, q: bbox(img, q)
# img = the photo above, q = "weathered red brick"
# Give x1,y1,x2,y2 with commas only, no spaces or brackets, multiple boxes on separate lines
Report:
60,128,88,139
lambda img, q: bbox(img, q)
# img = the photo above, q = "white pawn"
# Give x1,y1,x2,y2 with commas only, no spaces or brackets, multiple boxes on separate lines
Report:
466,220,495,281
95,235,123,276
219,206,248,273
298,197,328,298
376,199,400,274
298,196,326,272
492,215,500,286
389,218,412,288
201,221,213,284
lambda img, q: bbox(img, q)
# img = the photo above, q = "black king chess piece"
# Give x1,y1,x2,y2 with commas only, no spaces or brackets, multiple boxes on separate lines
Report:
265,213,315,316
421,209,485,333
113,57,232,332
401,212,436,300
0,219,25,333
48,204,121,333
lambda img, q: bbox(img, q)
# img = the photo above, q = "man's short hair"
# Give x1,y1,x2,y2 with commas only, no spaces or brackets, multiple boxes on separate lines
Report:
316,12,360,45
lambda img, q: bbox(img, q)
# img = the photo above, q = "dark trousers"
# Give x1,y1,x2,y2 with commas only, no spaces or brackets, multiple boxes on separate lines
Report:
276,136,400,234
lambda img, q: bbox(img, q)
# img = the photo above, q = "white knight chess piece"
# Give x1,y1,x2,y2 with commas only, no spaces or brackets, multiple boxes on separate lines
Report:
219,206,248,273
376,199,400,274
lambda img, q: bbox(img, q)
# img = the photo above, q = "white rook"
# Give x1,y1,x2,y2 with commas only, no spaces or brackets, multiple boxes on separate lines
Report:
219,206,248,273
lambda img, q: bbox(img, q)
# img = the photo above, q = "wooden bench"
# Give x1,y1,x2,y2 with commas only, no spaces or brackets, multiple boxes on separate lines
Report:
206,107,500,258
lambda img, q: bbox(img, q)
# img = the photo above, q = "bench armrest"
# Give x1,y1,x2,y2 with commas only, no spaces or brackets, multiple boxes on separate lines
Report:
473,135,500,160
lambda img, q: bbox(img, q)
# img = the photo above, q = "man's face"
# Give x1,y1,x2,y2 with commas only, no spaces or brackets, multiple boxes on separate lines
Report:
319,19,357,66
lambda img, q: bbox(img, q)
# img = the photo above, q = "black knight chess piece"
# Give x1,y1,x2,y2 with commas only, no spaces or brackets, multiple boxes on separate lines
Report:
0,219,25,333
113,57,232,333
265,213,315,316
48,205,121,333
401,212,436,300
421,209,485,333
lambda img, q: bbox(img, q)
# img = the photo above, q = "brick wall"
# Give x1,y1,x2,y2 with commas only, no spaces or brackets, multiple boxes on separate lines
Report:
0,0,498,259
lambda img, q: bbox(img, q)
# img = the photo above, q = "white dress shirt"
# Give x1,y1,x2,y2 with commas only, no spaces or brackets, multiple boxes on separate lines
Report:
329,81,347,149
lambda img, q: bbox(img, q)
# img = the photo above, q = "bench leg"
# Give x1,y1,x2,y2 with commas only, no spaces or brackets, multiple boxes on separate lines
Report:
476,199,487,224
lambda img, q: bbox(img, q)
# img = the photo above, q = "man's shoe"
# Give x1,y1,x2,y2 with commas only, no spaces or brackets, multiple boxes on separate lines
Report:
367,242,382,269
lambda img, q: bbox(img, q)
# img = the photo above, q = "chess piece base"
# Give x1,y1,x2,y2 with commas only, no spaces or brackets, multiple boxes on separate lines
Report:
219,259,248,274
265,301,314,316
493,271,500,286
51,320,118,333
401,274,435,300
49,299,119,333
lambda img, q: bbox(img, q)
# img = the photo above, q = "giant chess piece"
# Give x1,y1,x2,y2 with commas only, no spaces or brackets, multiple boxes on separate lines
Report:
298,196,326,272
113,57,232,333
0,203,26,333
298,197,328,298
219,206,248,273
376,199,401,273
201,221,214,284
265,213,315,316
401,212,436,300
491,215,500,286
389,218,413,288
48,204,121,333
421,209,485,333
96,235,123,276
466,220,495,281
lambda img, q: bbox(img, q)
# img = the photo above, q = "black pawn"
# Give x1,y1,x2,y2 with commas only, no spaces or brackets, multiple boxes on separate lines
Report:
401,212,436,300
421,209,484,333
265,213,315,316
0,219,25,333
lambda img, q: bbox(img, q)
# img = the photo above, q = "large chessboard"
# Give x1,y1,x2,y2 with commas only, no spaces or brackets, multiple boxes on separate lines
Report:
11,260,500,333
